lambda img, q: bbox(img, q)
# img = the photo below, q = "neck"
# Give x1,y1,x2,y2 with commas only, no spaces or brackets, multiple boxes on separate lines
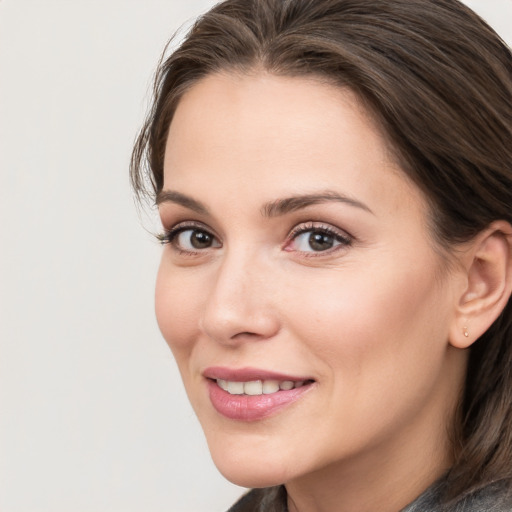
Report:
286,437,451,512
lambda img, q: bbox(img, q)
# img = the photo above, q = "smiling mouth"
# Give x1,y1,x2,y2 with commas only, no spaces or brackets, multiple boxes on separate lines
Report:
206,372,315,421
214,379,314,396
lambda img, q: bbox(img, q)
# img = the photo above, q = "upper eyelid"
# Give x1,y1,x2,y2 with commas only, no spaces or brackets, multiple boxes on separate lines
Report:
288,221,353,240
164,220,350,236
163,220,217,235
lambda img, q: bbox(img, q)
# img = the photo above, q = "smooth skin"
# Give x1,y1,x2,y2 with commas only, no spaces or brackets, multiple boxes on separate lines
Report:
155,72,512,512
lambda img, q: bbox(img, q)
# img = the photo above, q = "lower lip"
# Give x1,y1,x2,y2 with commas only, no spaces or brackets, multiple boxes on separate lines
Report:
207,380,313,421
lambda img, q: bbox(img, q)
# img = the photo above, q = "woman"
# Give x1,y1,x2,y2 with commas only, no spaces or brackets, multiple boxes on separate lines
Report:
131,0,512,510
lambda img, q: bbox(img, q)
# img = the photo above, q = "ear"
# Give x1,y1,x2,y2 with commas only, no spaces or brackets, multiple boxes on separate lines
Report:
450,221,512,349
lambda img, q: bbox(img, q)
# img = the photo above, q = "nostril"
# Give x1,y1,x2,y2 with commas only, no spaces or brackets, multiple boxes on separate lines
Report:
231,331,273,341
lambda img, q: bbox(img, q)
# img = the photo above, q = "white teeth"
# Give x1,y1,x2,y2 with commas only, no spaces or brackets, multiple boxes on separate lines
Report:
217,379,308,395
279,381,294,391
262,380,280,394
217,379,229,391
244,380,263,395
226,381,244,395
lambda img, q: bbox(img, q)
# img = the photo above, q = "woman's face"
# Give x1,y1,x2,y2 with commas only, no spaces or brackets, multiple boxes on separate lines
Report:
156,73,466,488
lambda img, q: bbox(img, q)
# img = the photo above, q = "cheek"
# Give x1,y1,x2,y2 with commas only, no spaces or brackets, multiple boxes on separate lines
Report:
154,258,203,356
274,258,453,462
284,254,450,382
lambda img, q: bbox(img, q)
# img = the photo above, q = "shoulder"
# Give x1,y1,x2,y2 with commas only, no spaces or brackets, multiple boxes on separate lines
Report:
228,481,512,512
402,479,512,512
227,486,287,512
450,482,512,512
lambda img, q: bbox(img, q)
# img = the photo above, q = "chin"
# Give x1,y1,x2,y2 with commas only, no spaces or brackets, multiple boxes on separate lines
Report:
205,432,294,488
214,458,289,489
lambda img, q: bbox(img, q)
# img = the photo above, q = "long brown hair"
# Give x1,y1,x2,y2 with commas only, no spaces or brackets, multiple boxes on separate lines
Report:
131,0,512,501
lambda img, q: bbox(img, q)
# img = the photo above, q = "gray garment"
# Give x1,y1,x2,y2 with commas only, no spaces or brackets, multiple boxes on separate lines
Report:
228,479,512,512
227,486,285,512
402,478,512,512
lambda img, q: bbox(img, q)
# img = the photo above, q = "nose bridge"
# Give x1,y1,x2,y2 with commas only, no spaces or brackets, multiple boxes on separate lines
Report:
200,245,279,343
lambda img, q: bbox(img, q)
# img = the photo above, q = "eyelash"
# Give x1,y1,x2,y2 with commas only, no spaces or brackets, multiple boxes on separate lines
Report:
285,222,352,255
157,221,352,256
157,221,214,255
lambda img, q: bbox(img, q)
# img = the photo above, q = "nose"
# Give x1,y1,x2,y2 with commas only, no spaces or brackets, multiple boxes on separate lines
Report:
199,249,280,345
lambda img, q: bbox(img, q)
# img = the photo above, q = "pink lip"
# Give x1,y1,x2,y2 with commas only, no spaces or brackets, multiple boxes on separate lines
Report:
203,366,311,382
203,367,315,422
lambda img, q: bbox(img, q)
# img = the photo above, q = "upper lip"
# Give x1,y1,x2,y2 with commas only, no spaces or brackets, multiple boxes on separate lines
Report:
203,366,313,382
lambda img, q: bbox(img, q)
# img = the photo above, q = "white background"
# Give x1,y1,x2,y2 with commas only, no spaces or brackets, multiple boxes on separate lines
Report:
0,1,510,511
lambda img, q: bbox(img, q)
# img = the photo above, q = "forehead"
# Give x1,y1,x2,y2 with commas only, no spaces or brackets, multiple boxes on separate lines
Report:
163,72,426,220
168,72,379,139
166,73,387,169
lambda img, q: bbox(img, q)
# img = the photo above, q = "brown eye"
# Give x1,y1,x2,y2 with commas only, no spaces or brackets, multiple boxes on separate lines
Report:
288,225,352,253
308,232,335,251
190,230,213,249
174,228,221,251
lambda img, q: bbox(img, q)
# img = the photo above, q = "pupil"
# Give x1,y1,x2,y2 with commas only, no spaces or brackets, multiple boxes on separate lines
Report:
309,232,334,251
191,230,211,249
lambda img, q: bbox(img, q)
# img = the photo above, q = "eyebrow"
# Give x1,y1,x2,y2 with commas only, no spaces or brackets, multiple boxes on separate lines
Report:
156,189,373,217
155,190,209,215
261,191,373,217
